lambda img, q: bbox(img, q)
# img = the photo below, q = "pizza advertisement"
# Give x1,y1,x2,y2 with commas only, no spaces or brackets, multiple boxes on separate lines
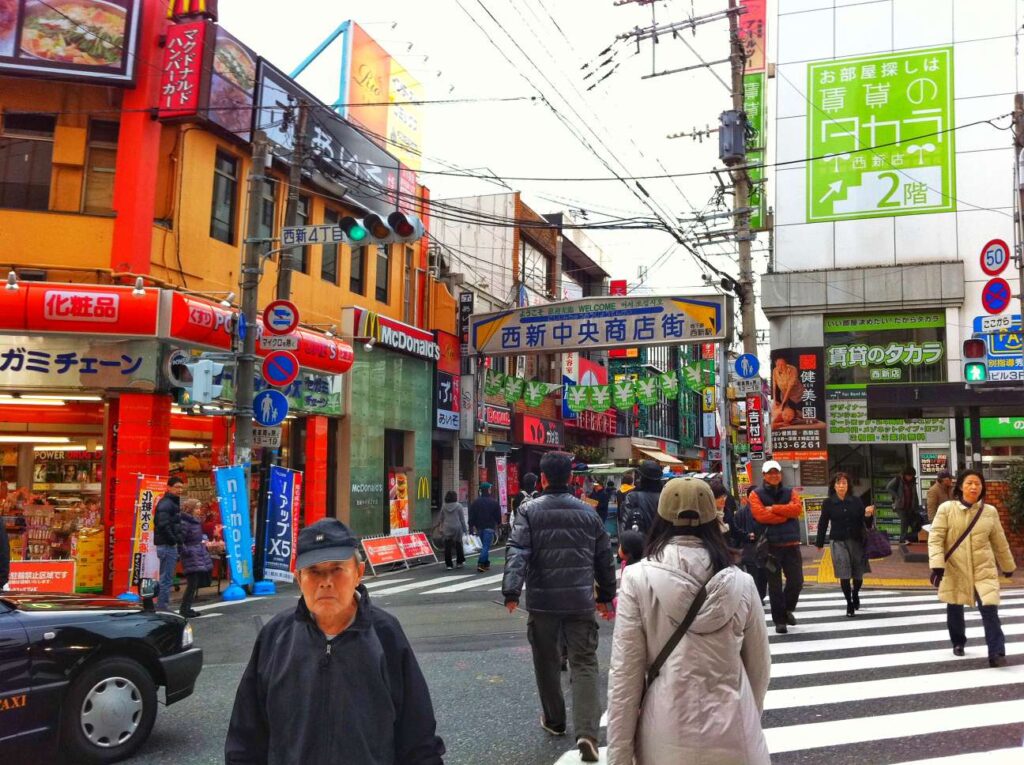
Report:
205,25,256,140
0,0,141,84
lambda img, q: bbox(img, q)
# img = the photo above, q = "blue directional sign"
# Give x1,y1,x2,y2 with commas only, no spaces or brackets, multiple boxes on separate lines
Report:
734,353,760,379
254,389,289,427
236,313,247,341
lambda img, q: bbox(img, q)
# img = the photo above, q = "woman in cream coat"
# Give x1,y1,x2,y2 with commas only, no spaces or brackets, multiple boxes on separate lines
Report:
928,469,1016,667
606,477,771,765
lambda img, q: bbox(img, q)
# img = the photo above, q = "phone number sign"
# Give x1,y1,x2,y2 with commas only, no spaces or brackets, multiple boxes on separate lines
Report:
807,46,955,223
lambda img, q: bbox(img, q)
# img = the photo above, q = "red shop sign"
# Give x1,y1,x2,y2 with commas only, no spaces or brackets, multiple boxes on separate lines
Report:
516,414,564,448
17,284,159,337
434,329,461,375
166,292,235,350
479,404,512,429
8,560,76,593
746,394,764,452
361,537,405,570
396,533,434,561
259,327,354,376
157,22,210,119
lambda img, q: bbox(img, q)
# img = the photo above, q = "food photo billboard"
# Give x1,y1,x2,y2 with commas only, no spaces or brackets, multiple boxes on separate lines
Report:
0,0,142,84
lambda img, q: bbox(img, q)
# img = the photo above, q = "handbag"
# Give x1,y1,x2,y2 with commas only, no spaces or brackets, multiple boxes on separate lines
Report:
753,531,771,568
864,528,892,559
944,504,984,562
640,580,709,707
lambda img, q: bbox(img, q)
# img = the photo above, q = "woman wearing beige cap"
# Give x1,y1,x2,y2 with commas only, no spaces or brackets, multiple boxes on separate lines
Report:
606,477,771,765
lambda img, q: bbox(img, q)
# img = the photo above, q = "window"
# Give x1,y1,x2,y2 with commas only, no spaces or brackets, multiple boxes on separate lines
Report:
402,246,415,324
0,112,56,210
321,208,340,284
256,178,276,245
210,150,238,244
296,195,310,273
521,240,551,298
82,120,119,213
375,244,390,303
350,245,366,295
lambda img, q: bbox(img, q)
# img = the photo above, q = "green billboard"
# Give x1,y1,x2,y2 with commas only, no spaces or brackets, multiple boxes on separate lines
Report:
807,46,955,223
745,72,767,231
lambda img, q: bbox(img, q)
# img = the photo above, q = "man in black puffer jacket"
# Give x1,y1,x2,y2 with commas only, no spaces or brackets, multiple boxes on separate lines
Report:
502,451,616,763
618,459,663,534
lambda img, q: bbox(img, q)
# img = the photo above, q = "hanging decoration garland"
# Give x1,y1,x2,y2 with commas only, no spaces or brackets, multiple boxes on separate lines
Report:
484,369,690,412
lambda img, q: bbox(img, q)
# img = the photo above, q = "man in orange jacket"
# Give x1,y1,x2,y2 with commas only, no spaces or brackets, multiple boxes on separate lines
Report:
749,460,804,634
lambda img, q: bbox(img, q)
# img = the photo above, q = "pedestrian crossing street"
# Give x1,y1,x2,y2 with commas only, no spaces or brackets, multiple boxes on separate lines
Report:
543,588,1024,765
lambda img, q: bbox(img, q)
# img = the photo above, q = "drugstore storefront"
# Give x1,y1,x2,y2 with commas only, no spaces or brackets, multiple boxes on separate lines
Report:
0,283,352,594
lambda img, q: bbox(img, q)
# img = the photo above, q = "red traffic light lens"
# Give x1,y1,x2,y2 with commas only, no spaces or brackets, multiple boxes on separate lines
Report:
963,338,986,359
388,211,419,238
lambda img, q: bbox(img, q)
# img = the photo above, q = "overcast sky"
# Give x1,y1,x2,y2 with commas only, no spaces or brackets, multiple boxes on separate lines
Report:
219,0,770,304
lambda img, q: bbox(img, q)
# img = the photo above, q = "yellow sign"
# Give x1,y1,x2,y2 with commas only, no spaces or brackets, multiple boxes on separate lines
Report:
702,386,717,413
417,475,430,499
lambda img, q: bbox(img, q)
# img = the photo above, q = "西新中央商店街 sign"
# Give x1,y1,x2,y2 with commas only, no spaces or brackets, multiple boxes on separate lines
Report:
469,295,729,356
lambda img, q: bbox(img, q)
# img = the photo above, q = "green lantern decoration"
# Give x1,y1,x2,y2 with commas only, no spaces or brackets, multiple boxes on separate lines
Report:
659,371,680,400
503,375,525,404
565,384,589,413
612,379,636,410
588,384,612,411
485,370,505,396
635,377,659,406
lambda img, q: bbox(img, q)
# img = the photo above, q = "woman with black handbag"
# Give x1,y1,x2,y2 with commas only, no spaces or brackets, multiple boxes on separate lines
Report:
928,470,1017,667
815,472,874,617
606,477,770,765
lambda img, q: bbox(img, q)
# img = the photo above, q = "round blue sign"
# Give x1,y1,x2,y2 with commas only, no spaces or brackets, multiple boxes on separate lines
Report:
734,353,760,379
253,389,289,427
982,278,1011,315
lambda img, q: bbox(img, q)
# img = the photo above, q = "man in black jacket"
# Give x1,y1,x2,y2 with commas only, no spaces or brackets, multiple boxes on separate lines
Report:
468,482,501,572
225,518,445,765
154,476,186,611
619,459,663,534
502,451,616,763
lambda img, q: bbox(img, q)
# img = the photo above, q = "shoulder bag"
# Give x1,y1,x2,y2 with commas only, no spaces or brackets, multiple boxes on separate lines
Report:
640,580,709,707
944,504,984,562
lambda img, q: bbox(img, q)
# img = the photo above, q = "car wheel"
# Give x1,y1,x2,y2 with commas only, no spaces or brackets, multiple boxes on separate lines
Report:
60,657,157,764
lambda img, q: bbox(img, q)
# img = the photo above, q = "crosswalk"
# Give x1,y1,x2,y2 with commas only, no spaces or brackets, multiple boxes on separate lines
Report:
363,570,510,598
548,587,1024,764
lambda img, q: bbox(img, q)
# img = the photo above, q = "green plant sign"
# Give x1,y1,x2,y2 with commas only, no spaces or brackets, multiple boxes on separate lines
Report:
807,46,955,222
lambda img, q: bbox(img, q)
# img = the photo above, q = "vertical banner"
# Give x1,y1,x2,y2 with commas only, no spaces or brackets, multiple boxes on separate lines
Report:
746,393,765,459
495,456,509,519
129,476,165,596
265,466,302,582
769,347,827,460
739,0,766,73
389,471,410,536
216,465,254,586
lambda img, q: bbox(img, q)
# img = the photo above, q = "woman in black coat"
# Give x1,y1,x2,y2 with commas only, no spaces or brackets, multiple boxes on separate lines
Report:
816,471,875,617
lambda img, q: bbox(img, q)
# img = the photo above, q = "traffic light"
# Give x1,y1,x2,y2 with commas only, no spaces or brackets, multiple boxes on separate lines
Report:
388,211,424,242
363,213,393,245
190,359,225,404
339,216,368,244
962,338,987,384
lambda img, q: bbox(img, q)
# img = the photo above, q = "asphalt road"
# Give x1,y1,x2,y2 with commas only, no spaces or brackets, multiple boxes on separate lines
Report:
129,553,1024,764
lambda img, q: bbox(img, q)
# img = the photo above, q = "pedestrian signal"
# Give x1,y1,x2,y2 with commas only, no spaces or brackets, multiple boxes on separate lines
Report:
962,338,987,385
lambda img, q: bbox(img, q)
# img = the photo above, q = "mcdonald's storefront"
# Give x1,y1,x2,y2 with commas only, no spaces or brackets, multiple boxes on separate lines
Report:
341,308,437,536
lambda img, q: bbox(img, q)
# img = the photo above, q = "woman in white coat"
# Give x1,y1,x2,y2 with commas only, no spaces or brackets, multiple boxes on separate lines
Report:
606,477,771,765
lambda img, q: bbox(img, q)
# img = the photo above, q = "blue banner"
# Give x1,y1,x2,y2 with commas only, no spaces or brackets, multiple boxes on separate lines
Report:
215,465,254,586
266,466,302,582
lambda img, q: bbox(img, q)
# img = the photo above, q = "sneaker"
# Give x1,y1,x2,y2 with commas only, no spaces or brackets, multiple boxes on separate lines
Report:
785,611,797,626
577,737,599,762
446,565,453,570
477,566,487,573
775,624,788,634
540,717,566,736
455,563,465,569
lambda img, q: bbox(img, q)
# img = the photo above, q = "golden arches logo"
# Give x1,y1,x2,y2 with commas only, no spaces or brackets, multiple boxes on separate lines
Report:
168,0,214,20
362,311,381,342
417,476,430,499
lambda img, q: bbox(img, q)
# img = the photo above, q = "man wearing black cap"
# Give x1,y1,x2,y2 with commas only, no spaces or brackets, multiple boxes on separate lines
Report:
469,482,501,572
619,459,663,535
502,451,616,763
225,518,445,765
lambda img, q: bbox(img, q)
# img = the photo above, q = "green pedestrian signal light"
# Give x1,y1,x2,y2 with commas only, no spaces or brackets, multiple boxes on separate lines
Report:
962,338,987,385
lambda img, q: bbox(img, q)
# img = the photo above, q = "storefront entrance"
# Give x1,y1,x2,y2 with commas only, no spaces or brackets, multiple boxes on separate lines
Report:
829,443,912,537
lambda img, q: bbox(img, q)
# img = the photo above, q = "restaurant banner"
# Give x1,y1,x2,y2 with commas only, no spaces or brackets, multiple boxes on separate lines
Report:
265,466,302,582
435,371,460,431
769,347,827,461
495,456,509,517
215,465,254,586
362,536,406,574
128,476,164,596
388,471,410,535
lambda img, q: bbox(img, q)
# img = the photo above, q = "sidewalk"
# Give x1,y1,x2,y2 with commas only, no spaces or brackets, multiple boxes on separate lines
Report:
806,543,1024,590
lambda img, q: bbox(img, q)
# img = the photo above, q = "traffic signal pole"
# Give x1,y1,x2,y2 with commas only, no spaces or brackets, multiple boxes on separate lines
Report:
235,132,271,468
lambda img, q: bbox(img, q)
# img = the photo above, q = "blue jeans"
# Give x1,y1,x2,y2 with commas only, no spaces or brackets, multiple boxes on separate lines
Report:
947,594,1006,658
157,545,178,610
479,528,495,567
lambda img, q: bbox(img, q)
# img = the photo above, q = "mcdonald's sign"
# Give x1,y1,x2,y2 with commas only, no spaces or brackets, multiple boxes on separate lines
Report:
417,476,431,500
353,307,440,361
168,0,218,20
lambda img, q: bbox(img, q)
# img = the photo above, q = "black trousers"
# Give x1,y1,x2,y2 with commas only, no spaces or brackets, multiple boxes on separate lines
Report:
947,593,1006,658
899,508,923,543
527,612,601,741
767,545,804,625
443,537,465,567
180,572,203,614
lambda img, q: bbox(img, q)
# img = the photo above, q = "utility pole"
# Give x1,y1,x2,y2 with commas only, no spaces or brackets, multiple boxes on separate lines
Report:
234,132,270,468
1013,94,1024,324
279,100,309,300
728,0,757,357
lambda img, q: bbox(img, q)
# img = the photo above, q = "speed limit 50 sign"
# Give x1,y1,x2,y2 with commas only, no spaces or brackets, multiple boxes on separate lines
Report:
980,239,1010,277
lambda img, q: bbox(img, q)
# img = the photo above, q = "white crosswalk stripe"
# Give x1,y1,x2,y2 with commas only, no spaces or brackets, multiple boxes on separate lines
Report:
420,573,505,594
551,587,1024,763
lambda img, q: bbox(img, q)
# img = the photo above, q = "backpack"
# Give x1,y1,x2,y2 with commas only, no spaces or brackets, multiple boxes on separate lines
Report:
621,491,654,534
